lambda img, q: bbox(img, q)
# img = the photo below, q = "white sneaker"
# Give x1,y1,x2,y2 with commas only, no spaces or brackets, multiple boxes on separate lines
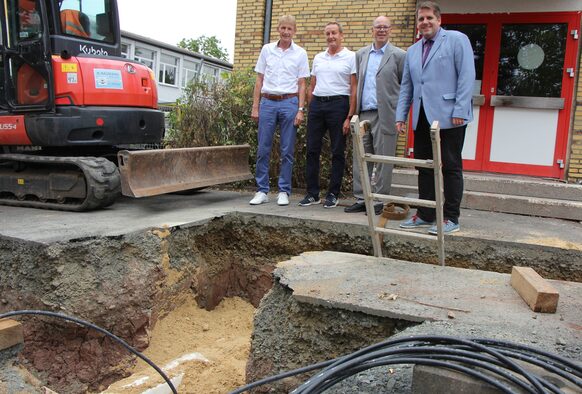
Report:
249,192,269,205
277,192,289,206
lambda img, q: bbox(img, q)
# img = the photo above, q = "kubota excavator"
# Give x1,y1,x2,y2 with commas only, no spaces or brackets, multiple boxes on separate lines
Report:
0,0,251,211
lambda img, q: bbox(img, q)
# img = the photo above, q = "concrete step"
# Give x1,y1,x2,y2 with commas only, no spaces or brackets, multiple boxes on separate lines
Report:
391,169,582,221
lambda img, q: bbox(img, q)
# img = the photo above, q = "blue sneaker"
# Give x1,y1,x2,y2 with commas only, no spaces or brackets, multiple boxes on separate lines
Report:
323,193,339,208
399,214,434,229
298,194,321,206
428,220,460,235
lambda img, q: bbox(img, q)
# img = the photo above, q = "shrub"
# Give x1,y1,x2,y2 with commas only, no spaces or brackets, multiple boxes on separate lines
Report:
167,68,354,195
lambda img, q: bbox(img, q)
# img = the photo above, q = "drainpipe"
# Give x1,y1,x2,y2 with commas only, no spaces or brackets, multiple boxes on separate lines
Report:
263,0,273,45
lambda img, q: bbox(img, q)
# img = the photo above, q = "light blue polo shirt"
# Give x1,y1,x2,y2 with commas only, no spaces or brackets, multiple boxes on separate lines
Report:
361,43,388,111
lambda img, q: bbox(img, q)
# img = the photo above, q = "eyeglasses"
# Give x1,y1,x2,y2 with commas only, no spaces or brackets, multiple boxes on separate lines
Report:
373,25,391,31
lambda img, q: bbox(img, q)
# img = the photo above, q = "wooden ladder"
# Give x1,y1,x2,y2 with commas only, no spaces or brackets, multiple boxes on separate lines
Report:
350,115,446,266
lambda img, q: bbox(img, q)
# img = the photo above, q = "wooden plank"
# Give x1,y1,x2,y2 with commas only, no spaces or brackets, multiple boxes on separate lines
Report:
363,154,434,168
371,193,437,209
510,267,559,313
0,319,24,351
375,227,436,241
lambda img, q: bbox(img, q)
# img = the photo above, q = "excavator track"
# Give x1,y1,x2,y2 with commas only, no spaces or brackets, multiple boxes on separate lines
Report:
0,154,121,211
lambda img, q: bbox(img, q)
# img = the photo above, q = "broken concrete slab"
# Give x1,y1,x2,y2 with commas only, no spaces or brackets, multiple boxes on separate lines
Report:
276,251,581,337
247,251,582,392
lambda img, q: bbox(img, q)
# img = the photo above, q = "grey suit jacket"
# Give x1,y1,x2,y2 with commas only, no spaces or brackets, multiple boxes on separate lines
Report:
356,43,406,135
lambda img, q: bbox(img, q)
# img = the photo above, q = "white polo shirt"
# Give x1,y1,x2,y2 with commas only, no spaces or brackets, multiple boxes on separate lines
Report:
255,41,310,95
311,47,356,97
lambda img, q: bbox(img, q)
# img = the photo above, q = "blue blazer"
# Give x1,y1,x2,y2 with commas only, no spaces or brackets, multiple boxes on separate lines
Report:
396,28,475,130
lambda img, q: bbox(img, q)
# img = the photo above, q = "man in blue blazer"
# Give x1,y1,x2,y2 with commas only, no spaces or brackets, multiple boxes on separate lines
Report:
395,0,475,234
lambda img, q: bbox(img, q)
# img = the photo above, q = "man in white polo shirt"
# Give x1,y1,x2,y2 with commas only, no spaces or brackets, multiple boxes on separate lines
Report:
299,21,356,209
249,15,310,206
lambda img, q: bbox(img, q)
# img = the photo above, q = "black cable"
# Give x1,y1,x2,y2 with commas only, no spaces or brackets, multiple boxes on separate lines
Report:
308,354,562,394
0,310,177,394
475,337,582,377
297,336,547,393
231,335,581,394
228,359,335,394
306,358,524,394
314,346,556,393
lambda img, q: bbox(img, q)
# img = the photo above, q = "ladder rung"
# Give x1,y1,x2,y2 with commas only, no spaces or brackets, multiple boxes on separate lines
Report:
363,154,434,168
371,193,437,208
374,227,437,241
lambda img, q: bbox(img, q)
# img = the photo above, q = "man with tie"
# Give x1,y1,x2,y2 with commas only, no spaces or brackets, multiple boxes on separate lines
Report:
396,1,475,234
344,16,406,215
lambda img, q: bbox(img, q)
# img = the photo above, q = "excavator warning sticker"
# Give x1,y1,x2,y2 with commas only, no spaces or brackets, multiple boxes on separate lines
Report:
94,69,123,89
61,63,78,72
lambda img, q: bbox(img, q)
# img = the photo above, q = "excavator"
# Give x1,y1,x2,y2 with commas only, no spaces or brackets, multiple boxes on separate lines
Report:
0,0,251,211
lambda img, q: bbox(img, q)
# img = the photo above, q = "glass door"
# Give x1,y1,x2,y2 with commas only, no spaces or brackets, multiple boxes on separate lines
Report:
488,22,568,174
440,12,579,179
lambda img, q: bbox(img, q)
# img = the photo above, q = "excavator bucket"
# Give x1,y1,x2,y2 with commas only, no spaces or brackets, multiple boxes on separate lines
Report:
117,145,253,197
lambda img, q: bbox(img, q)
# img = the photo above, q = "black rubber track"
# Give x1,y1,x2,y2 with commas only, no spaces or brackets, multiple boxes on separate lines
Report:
0,153,121,211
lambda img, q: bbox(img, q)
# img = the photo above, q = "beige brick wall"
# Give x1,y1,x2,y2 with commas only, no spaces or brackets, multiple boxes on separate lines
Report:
234,0,417,156
569,46,582,182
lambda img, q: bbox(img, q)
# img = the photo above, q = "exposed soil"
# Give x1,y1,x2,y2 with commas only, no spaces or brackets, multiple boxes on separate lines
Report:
1,212,581,392
103,296,255,393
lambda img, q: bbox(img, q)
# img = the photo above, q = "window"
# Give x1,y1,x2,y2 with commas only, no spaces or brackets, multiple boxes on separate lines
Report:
134,46,156,70
17,0,42,41
442,24,485,95
497,23,567,98
182,60,200,87
121,43,130,59
159,54,179,85
59,0,115,43
201,64,219,84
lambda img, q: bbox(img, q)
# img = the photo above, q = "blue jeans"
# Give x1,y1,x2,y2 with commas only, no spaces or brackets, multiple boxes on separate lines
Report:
255,96,298,195
305,96,349,198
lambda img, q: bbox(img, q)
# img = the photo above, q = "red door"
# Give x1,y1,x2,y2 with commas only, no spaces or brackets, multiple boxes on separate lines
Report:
407,12,580,179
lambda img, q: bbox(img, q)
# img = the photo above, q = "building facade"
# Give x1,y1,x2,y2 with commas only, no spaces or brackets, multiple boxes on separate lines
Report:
234,0,582,182
121,31,233,105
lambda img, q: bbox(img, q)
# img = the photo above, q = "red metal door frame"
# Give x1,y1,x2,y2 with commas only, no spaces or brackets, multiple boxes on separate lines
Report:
405,11,580,179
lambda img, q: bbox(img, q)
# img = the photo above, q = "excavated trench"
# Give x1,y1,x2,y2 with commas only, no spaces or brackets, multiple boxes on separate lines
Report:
0,212,580,393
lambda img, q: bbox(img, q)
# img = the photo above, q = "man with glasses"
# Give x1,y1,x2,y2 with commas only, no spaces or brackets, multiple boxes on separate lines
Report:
344,16,406,215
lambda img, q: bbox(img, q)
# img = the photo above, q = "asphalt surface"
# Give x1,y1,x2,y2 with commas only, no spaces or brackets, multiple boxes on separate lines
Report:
1,190,582,249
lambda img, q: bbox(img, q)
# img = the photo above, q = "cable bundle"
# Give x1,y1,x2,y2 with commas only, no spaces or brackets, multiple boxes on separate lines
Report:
232,335,582,394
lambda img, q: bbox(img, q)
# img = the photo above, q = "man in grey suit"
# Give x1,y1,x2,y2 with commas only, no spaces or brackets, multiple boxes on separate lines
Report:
396,1,475,234
344,16,406,215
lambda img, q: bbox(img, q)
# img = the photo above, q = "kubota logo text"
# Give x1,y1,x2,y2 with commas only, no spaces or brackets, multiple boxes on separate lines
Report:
79,45,109,56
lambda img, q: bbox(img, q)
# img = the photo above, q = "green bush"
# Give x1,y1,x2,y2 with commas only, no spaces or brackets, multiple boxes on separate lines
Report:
167,68,354,196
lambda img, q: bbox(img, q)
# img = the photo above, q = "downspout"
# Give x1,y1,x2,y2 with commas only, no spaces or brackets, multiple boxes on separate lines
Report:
263,0,273,45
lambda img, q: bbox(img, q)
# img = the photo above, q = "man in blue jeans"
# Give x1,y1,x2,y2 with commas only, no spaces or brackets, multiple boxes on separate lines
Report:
249,15,310,206
299,21,356,209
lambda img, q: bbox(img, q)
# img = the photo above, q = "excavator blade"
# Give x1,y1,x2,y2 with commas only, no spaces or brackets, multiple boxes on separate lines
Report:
117,145,253,197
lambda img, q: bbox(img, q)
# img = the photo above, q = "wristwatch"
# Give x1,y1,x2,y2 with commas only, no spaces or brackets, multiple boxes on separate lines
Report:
298,107,305,112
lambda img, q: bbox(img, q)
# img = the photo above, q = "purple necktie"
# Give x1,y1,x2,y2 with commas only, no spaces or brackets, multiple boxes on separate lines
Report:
422,39,433,66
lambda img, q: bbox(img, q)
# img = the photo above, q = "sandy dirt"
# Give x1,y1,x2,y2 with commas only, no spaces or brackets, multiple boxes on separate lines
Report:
521,236,582,251
102,296,255,394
